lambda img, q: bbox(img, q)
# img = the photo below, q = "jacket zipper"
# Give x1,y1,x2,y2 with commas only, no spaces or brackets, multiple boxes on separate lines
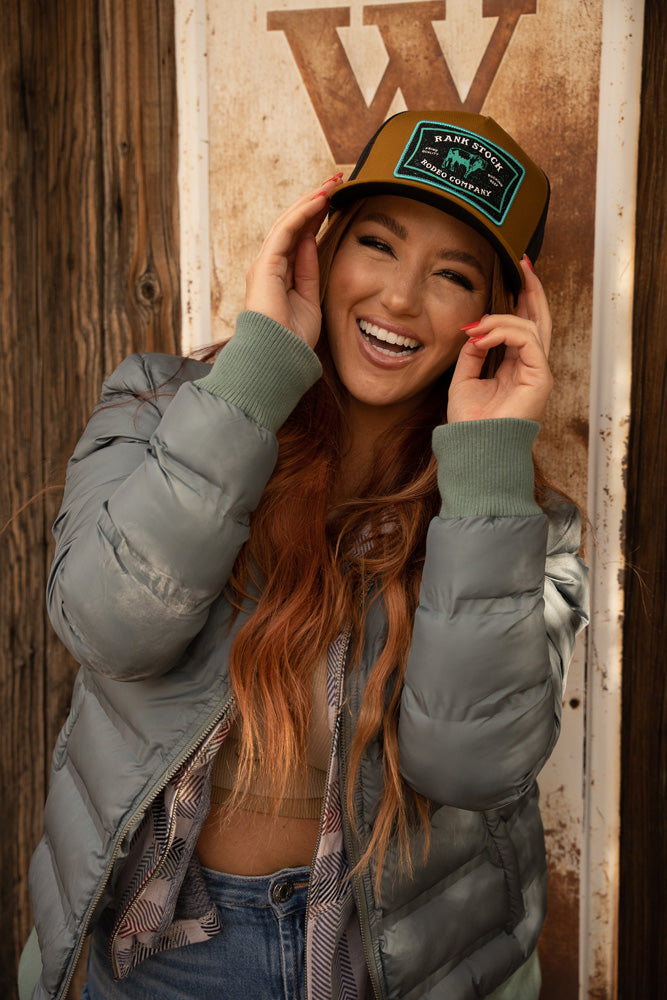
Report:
339,692,386,1000
107,695,237,977
302,623,351,1000
57,695,234,1000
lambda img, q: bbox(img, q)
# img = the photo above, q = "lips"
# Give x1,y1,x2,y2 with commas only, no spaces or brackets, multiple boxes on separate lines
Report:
358,319,421,357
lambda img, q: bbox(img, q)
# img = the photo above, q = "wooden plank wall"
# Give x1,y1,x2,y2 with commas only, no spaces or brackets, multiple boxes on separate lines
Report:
619,0,667,994
0,2,179,996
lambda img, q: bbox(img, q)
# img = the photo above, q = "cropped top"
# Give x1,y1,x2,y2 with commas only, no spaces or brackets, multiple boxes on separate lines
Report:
210,656,332,819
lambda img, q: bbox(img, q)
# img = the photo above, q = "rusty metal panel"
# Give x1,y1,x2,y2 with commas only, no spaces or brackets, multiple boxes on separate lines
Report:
203,0,599,513
175,1,644,996
203,0,600,994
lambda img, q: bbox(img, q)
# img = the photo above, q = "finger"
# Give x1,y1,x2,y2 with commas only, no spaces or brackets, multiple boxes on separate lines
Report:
451,337,489,384
263,174,344,253
461,317,549,378
465,315,532,339
293,232,320,307
308,171,344,204
461,313,538,342
516,256,552,357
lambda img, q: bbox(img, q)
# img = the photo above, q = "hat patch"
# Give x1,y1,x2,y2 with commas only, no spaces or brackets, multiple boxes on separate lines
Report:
394,122,525,226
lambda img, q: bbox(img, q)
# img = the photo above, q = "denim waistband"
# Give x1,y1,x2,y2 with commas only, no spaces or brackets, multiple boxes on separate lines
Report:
200,864,311,917
84,864,313,1000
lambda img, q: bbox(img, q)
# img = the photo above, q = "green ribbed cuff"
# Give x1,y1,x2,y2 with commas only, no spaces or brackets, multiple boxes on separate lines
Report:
433,419,542,518
194,311,322,433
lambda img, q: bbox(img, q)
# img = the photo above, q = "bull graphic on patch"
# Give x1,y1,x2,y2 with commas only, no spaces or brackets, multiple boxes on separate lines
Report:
395,121,526,225
443,149,486,179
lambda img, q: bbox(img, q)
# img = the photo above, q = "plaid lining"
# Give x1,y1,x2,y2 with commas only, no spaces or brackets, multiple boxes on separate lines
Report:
108,633,369,999
307,630,368,1000
109,717,234,978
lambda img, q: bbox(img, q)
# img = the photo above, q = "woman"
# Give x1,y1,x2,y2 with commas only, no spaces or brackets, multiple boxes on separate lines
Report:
21,111,588,1000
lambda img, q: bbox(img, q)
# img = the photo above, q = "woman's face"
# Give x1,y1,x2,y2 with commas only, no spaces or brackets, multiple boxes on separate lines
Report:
323,195,494,423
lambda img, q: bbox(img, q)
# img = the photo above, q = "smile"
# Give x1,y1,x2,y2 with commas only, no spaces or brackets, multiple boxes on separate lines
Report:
358,319,421,357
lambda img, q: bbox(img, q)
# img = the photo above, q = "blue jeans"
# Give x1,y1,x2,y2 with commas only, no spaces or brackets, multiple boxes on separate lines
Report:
82,865,310,1000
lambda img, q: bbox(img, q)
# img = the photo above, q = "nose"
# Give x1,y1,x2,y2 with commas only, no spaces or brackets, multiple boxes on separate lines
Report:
379,266,422,317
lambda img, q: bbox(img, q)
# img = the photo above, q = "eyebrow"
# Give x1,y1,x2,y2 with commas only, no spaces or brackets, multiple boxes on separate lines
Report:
360,211,408,240
358,210,489,279
437,247,489,279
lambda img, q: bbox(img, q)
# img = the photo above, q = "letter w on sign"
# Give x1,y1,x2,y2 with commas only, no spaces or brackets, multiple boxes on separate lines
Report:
267,1,537,163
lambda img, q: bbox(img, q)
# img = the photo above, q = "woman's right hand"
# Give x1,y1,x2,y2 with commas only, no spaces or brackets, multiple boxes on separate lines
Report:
244,174,343,349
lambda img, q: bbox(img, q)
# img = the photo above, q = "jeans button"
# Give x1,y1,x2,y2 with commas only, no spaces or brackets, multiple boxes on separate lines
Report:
272,881,294,904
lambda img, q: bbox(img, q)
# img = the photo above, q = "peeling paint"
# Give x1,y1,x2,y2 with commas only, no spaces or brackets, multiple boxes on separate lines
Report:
540,865,580,999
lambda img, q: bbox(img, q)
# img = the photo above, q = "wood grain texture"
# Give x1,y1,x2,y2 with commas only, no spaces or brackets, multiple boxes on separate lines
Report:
619,0,667,994
0,6,49,992
99,0,180,368
0,2,179,996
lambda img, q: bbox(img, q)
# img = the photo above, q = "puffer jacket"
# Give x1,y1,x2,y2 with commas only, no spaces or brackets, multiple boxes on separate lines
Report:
21,311,589,1000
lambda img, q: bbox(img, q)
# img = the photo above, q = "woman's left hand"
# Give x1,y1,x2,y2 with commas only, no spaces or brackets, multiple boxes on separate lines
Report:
447,256,553,424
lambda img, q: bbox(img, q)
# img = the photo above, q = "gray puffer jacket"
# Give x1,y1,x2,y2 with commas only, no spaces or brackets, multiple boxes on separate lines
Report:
22,312,588,1000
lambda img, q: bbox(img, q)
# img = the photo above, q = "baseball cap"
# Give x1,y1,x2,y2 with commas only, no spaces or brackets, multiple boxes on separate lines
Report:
329,110,550,295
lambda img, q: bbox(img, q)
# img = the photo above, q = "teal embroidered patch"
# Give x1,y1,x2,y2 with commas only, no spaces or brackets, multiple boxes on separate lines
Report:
394,121,525,226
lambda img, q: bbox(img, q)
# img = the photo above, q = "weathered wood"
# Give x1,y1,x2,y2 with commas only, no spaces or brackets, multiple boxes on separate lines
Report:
98,0,180,369
0,6,49,993
0,2,179,996
619,0,667,994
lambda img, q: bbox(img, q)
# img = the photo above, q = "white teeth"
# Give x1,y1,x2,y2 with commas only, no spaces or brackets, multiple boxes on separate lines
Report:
358,320,420,351
372,343,408,357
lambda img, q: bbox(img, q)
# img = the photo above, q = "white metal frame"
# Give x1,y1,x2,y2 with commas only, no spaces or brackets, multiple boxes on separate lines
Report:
175,0,211,355
582,1,645,995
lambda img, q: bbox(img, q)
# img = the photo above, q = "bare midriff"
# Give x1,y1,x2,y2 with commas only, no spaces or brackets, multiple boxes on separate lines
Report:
196,803,320,874
199,655,330,875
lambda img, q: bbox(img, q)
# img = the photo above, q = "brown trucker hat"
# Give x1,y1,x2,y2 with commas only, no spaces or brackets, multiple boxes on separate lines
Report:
329,111,550,295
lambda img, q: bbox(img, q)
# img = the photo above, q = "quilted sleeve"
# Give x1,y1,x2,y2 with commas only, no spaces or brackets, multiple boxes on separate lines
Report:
47,313,321,681
398,419,589,810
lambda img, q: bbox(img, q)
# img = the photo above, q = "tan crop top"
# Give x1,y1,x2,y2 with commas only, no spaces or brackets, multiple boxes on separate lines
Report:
211,656,331,820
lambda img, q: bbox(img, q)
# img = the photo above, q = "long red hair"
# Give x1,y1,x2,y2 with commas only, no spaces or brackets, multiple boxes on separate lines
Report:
223,203,517,891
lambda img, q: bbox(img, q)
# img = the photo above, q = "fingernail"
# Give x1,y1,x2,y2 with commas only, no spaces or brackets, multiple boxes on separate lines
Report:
326,171,344,184
309,189,329,201
469,333,487,343
460,314,488,332
523,254,534,272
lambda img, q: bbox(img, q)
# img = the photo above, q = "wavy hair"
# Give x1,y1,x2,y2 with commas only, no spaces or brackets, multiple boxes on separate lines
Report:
223,202,522,893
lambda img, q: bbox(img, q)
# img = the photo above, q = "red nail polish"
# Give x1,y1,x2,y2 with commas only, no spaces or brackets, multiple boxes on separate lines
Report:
469,333,487,343
326,171,344,183
523,254,534,272
309,189,329,201
460,314,488,331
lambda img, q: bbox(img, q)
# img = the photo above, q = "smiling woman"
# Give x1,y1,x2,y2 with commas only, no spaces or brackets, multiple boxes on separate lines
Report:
22,111,588,1000
323,197,494,424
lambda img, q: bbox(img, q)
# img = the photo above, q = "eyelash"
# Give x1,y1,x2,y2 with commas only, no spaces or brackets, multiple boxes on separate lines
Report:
358,235,392,254
356,235,474,291
437,269,474,292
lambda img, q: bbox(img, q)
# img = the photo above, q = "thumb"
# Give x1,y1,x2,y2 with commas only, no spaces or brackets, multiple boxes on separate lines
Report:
452,338,488,384
293,232,320,307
